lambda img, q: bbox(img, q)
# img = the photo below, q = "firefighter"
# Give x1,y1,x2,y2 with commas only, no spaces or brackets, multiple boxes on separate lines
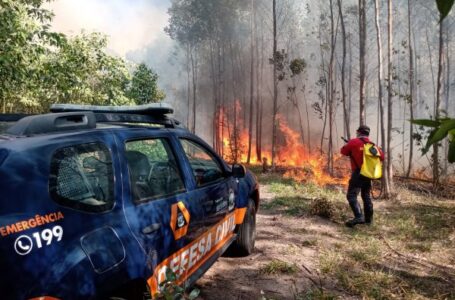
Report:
341,125,384,227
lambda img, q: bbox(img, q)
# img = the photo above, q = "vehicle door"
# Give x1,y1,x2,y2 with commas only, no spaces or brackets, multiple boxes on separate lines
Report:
0,131,137,298
114,129,206,293
177,137,236,235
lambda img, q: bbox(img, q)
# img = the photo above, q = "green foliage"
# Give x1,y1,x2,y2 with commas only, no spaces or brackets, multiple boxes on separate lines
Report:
41,32,134,107
0,1,166,113
436,0,455,21
289,58,307,76
154,268,200,300
410,119,441,127
411,118,455,163
128,63,165,104
126,139,169,163
0,0,65,112
165,0,249,47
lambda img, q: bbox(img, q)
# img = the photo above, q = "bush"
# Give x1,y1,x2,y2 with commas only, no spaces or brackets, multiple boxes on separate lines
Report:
310,197,334,219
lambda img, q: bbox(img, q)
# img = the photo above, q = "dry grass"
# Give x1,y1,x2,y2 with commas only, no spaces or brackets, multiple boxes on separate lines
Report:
260,259,299,275
254,169,455,299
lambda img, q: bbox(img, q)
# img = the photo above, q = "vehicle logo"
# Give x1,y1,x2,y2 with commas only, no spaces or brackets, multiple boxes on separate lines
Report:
170,201,190,240
228,189,235,211
14,235,33,256
177,213,185,228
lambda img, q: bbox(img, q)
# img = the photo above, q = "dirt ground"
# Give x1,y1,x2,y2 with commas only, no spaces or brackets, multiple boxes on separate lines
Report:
196,185,353,300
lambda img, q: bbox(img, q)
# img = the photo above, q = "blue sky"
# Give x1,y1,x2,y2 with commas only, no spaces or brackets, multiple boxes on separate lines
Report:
47,0,172,57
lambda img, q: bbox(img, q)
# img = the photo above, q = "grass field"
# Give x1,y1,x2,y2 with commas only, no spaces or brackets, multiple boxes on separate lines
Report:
252,167,455,300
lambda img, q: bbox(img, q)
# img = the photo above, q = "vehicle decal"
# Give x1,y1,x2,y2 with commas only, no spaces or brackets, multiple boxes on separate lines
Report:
148,209,241,295
234,207,247,224
0,212,64,237
14,225,63,256
228,189,235,211
170,201,190,240
214,197,227,212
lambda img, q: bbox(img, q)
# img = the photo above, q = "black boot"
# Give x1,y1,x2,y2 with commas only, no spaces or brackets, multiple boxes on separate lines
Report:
365,211,373,225
347,200,364,227
345,217,365,227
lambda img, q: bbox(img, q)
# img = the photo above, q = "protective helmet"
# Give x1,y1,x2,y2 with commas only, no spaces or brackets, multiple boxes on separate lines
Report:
357,125,370,136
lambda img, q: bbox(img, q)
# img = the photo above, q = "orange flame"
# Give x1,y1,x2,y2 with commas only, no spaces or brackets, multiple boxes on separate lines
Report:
218,102,350,187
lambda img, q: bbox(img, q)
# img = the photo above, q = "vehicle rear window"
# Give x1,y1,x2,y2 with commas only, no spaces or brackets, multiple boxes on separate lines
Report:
49,143,115,212
125,138,185,203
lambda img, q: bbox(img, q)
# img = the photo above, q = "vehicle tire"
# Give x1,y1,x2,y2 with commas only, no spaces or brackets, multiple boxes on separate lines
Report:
232,199,256,256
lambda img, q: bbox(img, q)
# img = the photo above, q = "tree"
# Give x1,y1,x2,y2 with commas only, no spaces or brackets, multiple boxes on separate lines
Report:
128,63,165,104
42,32,133,107
432,17,445,187
165,0,209,133
386,0,394,191
409,1,455,166
406,0,415,177
246,0,255,164
0,0,64,113
337,0,351,139
271,0,279,169
374,0,392,197
358,0,367,125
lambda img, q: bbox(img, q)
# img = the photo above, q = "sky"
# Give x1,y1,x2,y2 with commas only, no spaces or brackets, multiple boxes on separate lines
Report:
47,0,172,57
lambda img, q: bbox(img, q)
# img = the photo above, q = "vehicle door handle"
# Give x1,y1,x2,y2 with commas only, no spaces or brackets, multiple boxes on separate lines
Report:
142,223,161,235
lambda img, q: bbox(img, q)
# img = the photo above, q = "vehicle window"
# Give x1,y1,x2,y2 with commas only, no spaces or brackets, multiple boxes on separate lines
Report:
49,143,114,212
180,139,224,187
126,139,185,203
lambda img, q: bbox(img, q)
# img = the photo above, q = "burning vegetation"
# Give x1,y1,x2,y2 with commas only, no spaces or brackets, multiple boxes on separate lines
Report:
217,103,350,187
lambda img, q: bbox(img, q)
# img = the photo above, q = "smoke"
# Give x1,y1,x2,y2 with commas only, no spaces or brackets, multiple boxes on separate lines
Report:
47,0,171,57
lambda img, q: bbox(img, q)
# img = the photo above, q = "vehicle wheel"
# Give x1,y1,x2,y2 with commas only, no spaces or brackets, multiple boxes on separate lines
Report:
232,199,256,256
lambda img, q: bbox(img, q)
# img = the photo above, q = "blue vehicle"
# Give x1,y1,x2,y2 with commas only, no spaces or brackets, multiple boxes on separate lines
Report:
0,104,259,299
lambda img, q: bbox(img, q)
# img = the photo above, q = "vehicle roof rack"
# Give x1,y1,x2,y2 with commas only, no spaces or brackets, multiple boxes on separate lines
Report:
50,103,184,129
7,112,96,136
3,103,184,136
50,103,174,115
0,114,31,122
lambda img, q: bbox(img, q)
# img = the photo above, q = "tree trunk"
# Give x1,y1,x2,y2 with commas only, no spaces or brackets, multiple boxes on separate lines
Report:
406,0,414,178
271,0,279,169
256,18,263,162
327,0,336,174
358,0,366,125
229,39,239,163
247,0,255,164
186,44,191,129
425,27,437,106
374,0,391,198
318,19,328,155
386,0,394,192
209,39,218,150
348,29,352,131
190,46,198,134
434,19,444,188
338,0,350,139
443,24,450,175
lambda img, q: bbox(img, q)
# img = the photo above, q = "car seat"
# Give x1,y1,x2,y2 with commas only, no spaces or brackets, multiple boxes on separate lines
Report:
125,150,153,201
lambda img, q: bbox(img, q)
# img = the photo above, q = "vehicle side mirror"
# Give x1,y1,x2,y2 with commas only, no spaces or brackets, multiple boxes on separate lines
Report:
231,164,246,178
